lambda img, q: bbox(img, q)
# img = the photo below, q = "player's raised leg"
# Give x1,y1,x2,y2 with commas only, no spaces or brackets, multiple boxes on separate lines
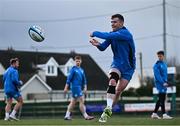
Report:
99,68,120,123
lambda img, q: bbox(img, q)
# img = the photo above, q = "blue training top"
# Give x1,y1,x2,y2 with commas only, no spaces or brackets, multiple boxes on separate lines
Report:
66,66,87,90
92,26,136,72
3,66,21,93
153,60,168,93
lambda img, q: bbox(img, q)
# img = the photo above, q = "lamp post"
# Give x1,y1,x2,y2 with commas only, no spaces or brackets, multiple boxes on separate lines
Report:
163,0,167,61
139,52,144,86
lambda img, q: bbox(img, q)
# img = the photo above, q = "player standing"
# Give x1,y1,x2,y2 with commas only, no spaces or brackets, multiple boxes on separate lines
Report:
64,56,94,120
151,51,173,119
3,58,23,121
90,14,136,122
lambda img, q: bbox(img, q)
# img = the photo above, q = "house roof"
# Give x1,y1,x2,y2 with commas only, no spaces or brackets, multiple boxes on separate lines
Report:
0,49,108,90
21,74,52,91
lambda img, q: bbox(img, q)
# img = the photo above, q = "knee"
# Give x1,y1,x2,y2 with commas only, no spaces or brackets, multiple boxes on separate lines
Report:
20,100,24,105
109,79,116,86
6,102,12,106
79,102,84,108
71,101,76,106
18,98,23,105
109,72,119,86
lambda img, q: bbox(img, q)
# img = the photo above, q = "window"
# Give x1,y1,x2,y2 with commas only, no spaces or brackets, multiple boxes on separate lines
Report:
47,65,54,74
51,66,54,73
45,57,58,76
48,66,51,73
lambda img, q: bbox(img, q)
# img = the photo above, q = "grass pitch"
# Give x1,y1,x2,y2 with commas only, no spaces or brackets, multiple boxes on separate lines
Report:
0,116,180,126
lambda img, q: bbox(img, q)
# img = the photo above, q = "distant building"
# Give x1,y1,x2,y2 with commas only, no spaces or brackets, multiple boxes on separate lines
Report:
0,50,108,100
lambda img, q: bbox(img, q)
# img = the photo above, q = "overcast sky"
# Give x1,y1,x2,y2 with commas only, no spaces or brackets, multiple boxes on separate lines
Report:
0,0,180,87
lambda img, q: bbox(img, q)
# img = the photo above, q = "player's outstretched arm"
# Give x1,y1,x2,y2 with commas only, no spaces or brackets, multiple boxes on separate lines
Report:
91,31,132,41
90,32,111,51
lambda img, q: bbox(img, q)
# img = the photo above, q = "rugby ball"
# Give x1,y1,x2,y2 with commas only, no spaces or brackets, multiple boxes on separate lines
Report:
28,25,45,42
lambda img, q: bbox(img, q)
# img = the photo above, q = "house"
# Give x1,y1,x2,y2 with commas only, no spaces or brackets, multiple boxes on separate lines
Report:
0,50,108,100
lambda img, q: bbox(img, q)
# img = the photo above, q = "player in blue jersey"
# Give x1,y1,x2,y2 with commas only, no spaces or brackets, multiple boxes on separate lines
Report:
90,14,136,122
3,58,23,121
64,56,94,120
151,51,173,119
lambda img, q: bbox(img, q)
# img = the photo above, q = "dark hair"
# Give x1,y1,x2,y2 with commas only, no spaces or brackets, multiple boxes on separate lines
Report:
10,58,19,65
157,51,164,55
111,14,124,22
74,56,81,60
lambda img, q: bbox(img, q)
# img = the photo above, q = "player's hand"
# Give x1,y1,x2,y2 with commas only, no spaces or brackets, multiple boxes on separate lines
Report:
17,80,23,90
163,83,168,87
19,80,23,85
89,39,100,46
170,85,174,90
64,88,68,94
83,89,87,95
90,32,94,37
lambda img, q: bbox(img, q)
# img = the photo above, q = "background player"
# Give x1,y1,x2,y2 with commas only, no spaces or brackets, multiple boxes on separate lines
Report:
151,51,173,119
64,56,94,120
3,58,23,121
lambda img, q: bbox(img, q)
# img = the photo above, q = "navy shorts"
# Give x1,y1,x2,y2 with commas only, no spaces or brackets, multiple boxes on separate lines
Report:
5,91,21,100
109,67,134,81
71,87,83,98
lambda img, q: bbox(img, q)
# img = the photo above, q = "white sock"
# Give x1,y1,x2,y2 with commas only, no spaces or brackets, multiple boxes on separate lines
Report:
5,112,9,118
10,110,17,116
65,111,71,117
81,106,88,118
107,98,113,109
83,112,88,118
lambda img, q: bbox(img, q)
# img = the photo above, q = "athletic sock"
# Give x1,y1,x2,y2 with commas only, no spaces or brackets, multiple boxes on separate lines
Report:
10,110,17,117
65,111,71,117
5,112,9,118
83,112,88,118
107,98,113,109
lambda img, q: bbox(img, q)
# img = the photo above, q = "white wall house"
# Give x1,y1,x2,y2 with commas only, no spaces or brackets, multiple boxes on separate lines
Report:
20,74,52,100
18,57,75,100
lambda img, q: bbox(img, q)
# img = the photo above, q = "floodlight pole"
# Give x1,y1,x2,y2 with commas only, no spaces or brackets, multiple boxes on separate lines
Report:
163,0,167,61
139,52,144,86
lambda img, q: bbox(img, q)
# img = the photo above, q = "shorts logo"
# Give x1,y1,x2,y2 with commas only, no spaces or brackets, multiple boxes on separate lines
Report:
74,94,77,97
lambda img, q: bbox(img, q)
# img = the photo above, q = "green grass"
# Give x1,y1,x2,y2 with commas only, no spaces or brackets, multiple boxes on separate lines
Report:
0,116,180,125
